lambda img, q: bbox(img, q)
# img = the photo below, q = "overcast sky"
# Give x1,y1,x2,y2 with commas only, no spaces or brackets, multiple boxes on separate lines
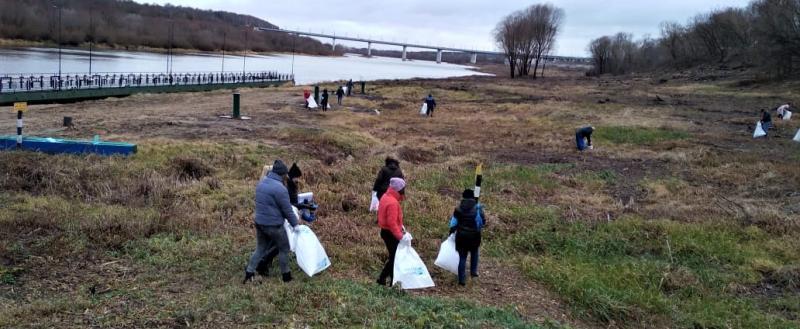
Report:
136,0,752,57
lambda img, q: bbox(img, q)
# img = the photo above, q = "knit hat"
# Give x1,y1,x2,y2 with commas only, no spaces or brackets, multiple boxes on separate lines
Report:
272,160,288,176
389,177,406,192
462,189,475,199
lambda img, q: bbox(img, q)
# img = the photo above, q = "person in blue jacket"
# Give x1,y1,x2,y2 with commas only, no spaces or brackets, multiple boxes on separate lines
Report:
244,160,300,284
449,189,486,286
576,126,594,151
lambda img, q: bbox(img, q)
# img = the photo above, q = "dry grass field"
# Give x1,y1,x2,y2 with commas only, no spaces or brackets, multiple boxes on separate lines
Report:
1,67,799,328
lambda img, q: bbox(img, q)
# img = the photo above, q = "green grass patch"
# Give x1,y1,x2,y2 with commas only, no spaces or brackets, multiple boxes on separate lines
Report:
595,126,689,145
504,218,800,327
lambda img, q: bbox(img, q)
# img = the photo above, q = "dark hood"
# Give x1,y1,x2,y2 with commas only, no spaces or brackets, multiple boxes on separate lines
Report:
458,198,477,212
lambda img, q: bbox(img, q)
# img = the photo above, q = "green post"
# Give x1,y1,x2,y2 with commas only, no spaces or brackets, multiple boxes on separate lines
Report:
232,91,240,119
314,85,320,104
361,81,366,94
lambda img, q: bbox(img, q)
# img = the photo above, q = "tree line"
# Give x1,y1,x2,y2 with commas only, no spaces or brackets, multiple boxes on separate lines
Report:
588,0,800,77
494,4,564,78
0,0,335,55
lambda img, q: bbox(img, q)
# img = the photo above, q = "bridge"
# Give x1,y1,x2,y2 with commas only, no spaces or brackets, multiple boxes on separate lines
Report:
256,27,589,64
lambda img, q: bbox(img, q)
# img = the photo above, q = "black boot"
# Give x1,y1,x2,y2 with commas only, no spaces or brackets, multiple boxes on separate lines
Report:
458,281,466,286
282,272,293,283
243,271,255,284
376,277,386,286
470,273,479,278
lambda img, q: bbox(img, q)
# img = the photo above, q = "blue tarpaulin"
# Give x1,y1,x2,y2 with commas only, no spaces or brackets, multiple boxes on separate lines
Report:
0,136,137,156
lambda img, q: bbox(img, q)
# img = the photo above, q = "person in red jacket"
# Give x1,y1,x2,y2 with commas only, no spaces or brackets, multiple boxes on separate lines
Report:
376,177,406,286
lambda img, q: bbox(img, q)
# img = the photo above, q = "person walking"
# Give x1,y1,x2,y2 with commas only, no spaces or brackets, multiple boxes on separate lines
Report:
448,189,486,286
377,178,407,286
336,86,345,105
761,109,772,135
346,79,354,96
576,126,594,151
424,94,436,117
321,89,329,112
244,160,300,284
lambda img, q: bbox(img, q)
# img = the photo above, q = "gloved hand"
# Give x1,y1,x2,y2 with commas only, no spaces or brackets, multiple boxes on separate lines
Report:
369,191,379,212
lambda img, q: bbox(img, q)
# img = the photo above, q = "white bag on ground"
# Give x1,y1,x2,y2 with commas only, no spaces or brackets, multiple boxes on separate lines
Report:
784,111,792,121
294,225,331,277
284,206,302,252
419,103,427,115
794,129,800,142
307,96,318,109
369,191,379,212
434,234,459,275
393,233,435,289
753,121,766,138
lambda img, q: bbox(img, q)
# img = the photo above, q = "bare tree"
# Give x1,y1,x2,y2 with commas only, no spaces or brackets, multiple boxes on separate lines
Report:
494,11,525,78
527,4,564,78
495,4,564,78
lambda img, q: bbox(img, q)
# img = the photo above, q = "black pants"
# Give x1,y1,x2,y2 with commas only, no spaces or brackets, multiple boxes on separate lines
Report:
322,102,328,111
337,96,343,105
378,229,400,282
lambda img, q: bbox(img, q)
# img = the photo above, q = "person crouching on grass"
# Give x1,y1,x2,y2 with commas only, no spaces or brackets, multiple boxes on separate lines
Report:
376,177,407,286
448,189,486,286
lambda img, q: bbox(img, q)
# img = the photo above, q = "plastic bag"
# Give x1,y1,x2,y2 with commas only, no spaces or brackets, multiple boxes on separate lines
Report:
784,110,792,121
284,206,302,252
294,225,331,277
434,234,459,275
343,86,348,95
307,96,318,109
369,191,379,212
420,103,427,115
794,129,800,142
393,233,435,289
753,121,766,138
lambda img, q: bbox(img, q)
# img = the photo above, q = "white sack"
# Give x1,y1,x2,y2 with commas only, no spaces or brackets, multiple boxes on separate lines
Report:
393,233,435,289
307,97,318,109
294,225,331,277
369,191,379,212
794,129,800,142
783,111,792,121
753,121,766,138
434,234,459,275
420,103,427,115
284,206,301,252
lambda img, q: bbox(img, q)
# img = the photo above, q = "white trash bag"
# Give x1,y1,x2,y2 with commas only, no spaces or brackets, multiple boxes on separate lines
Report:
307,96,318,109
434,234,459,275
793,129,800,142
753,121,766,138
784,110,792,121
294,225,331,277
393,233,435,289
343,86,348,95
369,191,379,212
419,103,428,116
284,206,302,252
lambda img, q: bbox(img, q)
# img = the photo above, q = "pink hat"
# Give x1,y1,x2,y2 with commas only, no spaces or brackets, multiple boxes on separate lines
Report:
389,177,406,192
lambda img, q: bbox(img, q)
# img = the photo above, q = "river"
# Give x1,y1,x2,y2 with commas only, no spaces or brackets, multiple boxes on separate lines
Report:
0,48,490,85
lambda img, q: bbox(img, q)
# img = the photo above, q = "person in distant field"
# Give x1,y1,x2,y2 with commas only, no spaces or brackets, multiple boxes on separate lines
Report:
376,178,407,286
777,102,792,119
424,94,437,117
245,160,300,284
303,89,311,108
321,89,329,112
576,126,594,151
336,86,345,105
761,109,772,133
347,79,354,96
448,189,486,286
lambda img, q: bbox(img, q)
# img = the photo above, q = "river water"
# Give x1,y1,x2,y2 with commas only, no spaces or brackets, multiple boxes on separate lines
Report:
0,48,490,85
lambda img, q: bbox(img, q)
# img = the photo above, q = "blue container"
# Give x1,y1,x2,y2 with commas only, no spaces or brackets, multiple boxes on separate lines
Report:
0,135,137,156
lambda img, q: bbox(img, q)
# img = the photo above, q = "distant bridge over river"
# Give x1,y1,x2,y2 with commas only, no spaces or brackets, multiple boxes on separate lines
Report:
257,27,590,65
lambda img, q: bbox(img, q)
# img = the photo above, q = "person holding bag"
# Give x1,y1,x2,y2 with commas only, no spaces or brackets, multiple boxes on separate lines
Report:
370,157,404,212
376,177,407,286
448,189,486,286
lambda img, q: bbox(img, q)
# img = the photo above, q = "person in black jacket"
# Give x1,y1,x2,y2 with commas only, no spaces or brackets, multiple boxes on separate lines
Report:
761,109,772,134
576,126,594,151
321,89,329,112
448,189,486,286
372,157,404,200
346,79,354,96
336,86,345,105
424,94,436,117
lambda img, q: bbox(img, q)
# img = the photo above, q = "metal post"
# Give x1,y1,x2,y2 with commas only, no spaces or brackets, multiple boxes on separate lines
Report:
221,32,226,73
242,27,248,75
89,8,93,75
314,85,319,103
16,110,23,149
361,81,365,94
232,91,241,119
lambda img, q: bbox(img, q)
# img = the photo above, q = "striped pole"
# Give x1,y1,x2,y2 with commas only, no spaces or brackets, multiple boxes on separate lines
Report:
16,110,23,149
474,163,483,202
